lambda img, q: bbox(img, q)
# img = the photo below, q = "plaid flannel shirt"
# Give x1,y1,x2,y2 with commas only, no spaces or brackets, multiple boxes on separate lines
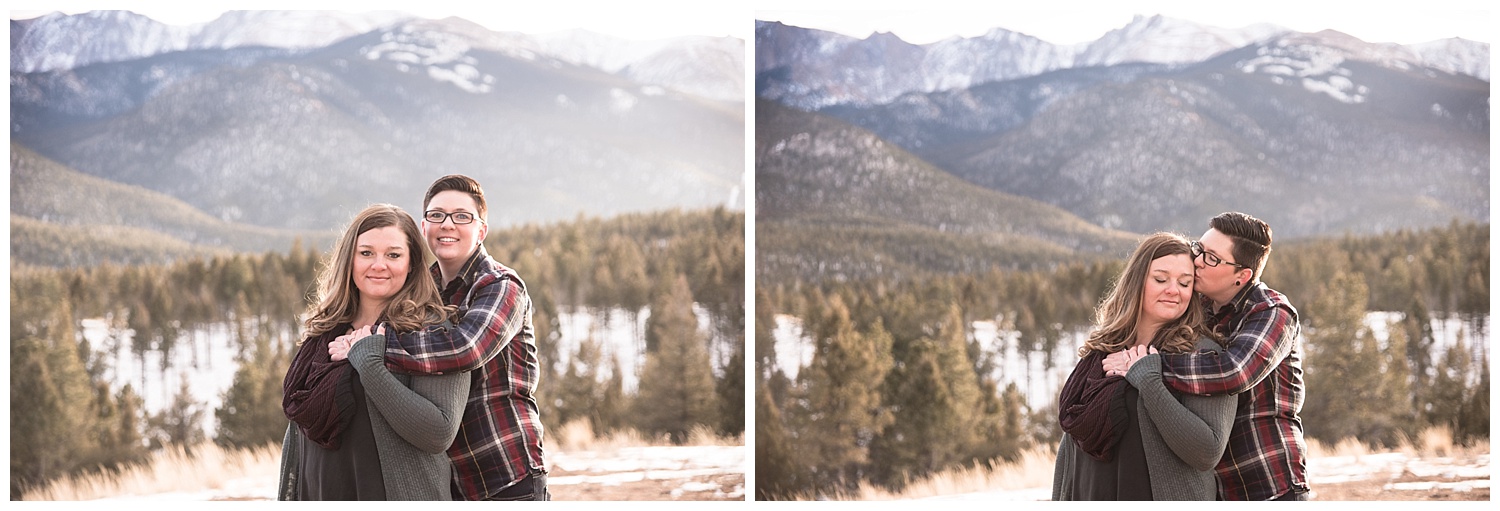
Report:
382,247,546,500
1157,282,1308,501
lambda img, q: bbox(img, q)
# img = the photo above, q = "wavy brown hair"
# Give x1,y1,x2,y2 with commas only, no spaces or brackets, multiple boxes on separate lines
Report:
301,204,455,343
1079,232,1218,357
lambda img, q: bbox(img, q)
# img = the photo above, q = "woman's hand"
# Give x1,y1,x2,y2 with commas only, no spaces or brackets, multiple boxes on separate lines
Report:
329,329,356,361
328,325,384,361
1102,345,1158,377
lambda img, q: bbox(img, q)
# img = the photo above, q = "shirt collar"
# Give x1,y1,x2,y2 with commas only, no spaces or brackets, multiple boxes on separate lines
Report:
431,245,489,291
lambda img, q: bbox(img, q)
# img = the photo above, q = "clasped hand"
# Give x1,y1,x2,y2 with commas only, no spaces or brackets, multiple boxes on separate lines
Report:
329,324,385,361
1101,344,1157,377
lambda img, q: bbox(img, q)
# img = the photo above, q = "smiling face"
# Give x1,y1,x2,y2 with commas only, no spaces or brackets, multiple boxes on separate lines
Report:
352,225,411,306
1139,253,1195,328
422,190,487,268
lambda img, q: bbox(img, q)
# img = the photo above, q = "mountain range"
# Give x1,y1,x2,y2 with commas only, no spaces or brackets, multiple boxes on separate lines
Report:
754,15,1488,282
11,10,746,267
756,15,1488,110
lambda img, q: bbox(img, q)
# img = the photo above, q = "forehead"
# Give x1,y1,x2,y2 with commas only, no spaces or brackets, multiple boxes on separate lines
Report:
1149,253,1194,274
1198,228,1235,255
427,190,479,211
357,225,408,248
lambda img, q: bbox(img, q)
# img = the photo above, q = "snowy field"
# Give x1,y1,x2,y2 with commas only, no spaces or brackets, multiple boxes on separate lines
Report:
919,450,1490,501
81,305,732,436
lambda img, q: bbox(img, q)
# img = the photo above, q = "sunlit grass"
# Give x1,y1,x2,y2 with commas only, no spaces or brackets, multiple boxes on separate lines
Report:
20,442,280,501
797,426,1486,501
23,419,745,501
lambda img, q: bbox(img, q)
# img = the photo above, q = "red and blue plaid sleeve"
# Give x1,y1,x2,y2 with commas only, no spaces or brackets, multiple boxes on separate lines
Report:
381,274,531,375
1158,304,1298,396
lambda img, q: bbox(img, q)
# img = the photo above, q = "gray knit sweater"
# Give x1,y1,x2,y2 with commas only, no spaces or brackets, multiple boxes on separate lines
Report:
1052,337,1236,500
278,333,469,500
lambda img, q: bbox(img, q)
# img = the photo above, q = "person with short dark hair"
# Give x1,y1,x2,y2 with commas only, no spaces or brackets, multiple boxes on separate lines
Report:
1104,211,1310,501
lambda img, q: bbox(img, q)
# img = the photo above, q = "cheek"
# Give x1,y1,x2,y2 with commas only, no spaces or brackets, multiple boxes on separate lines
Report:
389,258,410,280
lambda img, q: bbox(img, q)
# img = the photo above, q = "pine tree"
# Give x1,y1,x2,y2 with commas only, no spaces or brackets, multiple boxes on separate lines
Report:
755,379,805,499
794,296,893,492
10,277,99,495
148,377,207,450
870,335,951,488
215,331,290,448
633,274,717,443
594,355,627,436
1303,271,1393,443
1427,333,1472,438
716,338,746,436
1458,348,1488,443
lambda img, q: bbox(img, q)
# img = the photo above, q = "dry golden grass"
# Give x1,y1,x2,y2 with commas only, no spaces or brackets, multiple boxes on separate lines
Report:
848,445,1059,500
1306,425,1490,459
20,442,281,501
23,420,745,501
805,426,1488,501
551,420,743,455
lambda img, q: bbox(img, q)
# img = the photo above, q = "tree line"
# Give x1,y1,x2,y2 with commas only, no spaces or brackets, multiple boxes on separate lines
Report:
9,207,745,498
755,220,1489,499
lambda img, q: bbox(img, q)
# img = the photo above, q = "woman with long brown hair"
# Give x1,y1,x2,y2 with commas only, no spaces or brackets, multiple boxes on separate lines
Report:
278,204,467,500
1052,232,1236,500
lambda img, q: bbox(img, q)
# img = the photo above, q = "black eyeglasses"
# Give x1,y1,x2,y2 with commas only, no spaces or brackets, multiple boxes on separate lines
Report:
1191,241,1248,269
423,210,478,225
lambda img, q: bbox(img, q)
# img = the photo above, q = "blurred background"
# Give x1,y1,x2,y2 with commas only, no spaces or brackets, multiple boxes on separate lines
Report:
754,1,1489,501
9,3,746,500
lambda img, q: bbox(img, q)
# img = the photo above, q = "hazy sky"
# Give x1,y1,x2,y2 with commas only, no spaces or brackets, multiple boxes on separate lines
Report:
13,1,1493,44
10,0,752,40
757,0,1494,45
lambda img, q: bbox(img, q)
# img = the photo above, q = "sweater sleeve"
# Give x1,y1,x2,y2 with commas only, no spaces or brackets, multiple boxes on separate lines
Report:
348,333,470,454
1125,349,1237,472
1051,434,1074,501
277,424,299,501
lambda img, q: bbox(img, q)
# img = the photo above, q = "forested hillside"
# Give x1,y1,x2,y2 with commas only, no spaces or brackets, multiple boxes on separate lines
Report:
10,207,745,499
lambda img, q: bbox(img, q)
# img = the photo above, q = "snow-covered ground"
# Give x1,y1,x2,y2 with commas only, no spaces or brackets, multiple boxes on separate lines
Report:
81,304,732,435
920,451,1491,500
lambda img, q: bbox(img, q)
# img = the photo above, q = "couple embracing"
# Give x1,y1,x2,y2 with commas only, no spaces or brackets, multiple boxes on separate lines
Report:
1053,212,1311,501
277,175,550,500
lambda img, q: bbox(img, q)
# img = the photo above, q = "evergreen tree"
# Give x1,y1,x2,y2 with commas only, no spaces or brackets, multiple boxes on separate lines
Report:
1427,333,1472,439
1303,271,1395,444
870,336,951,488
10,277,99,496
716,338,747,436
215,332,290,449
148,377,208,450
633,275,718,443
1458,349,1489,443
794,297,893,492
594,355,627,436
556,337,605,429
755,379,806,500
